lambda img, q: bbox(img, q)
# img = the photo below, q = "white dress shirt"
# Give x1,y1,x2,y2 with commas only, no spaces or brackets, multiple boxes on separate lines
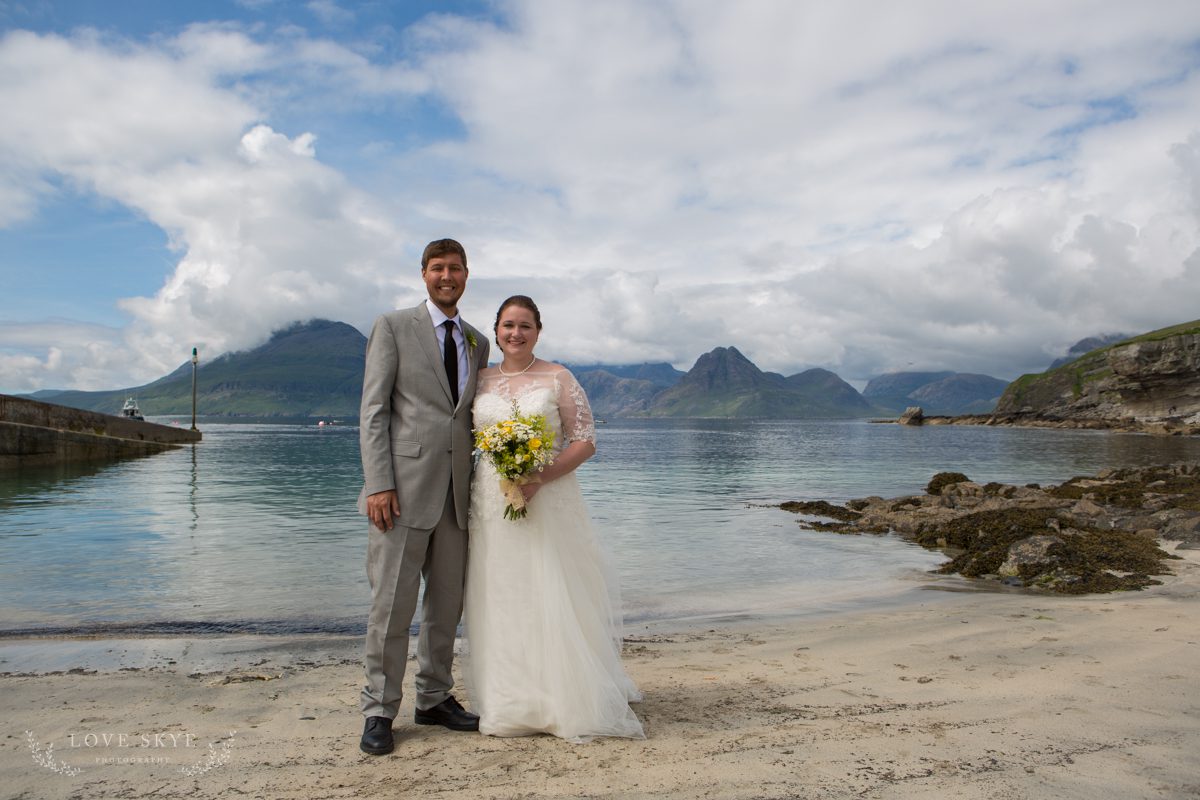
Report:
426,298,469,397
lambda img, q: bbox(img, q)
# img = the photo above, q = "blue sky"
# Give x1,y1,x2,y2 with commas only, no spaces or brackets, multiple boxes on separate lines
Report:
2,0,1200,392
0,0,478,328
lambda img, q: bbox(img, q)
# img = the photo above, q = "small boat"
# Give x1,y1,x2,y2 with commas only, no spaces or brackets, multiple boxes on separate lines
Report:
121,397,145,421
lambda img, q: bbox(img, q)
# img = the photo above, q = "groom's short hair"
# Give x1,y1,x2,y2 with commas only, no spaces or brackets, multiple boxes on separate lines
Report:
421,239,468,270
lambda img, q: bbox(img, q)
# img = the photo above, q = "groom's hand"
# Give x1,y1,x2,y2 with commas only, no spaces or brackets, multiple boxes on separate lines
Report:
367,490,401,531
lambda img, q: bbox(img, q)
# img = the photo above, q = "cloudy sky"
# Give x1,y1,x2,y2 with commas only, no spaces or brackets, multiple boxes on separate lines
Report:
2,0,1199,393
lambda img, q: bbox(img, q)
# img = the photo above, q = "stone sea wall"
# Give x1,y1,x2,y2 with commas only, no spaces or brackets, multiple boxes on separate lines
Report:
0,394,201,469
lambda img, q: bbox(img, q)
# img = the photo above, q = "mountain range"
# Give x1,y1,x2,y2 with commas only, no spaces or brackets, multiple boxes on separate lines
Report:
572,347,878,418
21,318,1007,419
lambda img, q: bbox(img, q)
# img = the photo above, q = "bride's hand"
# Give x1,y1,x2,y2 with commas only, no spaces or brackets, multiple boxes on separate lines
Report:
516,441,594,504
520,477,543,502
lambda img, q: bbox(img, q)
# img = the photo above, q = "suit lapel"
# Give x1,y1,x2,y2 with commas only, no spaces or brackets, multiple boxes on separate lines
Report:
410,304,455,407
460,322,481,406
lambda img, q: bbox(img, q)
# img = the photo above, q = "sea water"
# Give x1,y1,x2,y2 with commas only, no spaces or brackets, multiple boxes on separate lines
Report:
1,418,1197,636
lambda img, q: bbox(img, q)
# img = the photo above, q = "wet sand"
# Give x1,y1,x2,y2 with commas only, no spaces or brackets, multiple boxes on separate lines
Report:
3,545,1199,799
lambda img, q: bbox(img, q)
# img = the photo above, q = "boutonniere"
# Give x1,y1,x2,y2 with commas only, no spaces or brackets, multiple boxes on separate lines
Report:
466,331,478,350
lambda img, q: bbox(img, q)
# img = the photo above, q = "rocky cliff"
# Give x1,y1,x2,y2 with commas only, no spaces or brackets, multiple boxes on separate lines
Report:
994,320,1200,429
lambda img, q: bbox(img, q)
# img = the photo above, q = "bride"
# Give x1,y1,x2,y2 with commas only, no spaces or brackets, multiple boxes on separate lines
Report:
462,295,644,742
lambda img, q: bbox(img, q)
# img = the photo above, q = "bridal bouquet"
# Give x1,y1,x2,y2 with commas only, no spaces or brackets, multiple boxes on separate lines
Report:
474,403,557,520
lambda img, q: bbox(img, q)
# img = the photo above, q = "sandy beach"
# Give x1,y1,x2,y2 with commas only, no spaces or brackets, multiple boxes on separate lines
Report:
3,545,1199,800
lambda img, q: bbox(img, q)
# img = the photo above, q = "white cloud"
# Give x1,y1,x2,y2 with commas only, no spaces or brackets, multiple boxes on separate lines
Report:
171,23,271,75
110,122,411,378
0,28,423,389
0,320,123,392
2,2,1200,394
0,29,258,222
307,1,355,28
395,0,1200,378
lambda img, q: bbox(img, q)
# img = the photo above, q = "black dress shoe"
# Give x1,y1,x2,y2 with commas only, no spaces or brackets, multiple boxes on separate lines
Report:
414,696,479,731
360,715,394,755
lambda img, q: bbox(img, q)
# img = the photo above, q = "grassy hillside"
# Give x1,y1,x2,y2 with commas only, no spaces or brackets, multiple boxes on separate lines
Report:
34,320,366,417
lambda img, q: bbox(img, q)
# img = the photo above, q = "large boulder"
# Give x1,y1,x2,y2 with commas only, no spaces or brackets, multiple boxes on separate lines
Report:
998,534,1064,579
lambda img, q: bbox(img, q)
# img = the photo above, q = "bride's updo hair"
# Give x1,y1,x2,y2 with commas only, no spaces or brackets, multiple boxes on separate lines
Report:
494,295,542,345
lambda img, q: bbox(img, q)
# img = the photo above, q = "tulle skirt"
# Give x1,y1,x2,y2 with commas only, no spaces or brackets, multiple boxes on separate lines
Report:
463,467,644,742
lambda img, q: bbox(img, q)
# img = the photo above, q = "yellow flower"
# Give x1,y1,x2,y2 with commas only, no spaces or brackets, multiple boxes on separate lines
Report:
529,438,542,449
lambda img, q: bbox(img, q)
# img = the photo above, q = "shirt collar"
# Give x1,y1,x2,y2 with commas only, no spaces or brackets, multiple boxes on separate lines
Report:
425,298,461,329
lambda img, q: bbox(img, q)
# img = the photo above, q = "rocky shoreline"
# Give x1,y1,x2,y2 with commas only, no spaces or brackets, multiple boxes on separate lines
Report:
924,411,1200,436
781,462,1200,593
882,405,1200,435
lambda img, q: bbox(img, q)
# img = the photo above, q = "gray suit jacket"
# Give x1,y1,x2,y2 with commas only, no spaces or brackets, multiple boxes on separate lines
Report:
358,303,490,530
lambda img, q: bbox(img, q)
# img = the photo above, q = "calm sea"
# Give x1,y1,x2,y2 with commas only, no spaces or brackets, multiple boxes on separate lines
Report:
2,418,1198,638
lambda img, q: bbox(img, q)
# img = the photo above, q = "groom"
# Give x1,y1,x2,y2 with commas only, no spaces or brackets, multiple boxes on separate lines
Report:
357,238,490,755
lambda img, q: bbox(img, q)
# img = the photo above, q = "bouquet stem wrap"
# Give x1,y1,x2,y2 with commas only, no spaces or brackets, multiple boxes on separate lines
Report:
499,478,529,520
474,402,556,521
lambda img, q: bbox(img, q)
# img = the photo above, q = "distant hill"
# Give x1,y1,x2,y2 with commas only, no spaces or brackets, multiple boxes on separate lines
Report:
996,319,1200,424
862,372,954,412
782,368,878,417
568,362,685,418
566,362,684,388
645,346,875,418
1048,333,1131,370
572,370,662,418
908,374,1009,415
31,320,367,417
863,371,1007,415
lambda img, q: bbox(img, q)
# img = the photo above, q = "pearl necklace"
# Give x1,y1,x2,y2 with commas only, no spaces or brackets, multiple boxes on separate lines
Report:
498,356,538,377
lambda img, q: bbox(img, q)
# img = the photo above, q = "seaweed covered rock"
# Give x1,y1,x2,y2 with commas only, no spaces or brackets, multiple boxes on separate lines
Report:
926,471,970,495
778,462,1198,594
913,507,1173,593
778,500,862,522
998,534,1063,579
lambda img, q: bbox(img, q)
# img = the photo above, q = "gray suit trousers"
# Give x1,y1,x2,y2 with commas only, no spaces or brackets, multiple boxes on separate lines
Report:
360,486,468,718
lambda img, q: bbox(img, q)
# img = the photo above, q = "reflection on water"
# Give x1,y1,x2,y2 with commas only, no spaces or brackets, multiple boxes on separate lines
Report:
0,421,367,633
1,418,1197,635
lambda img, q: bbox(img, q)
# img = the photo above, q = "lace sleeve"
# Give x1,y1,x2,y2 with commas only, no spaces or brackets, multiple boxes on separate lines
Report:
555,369,596,444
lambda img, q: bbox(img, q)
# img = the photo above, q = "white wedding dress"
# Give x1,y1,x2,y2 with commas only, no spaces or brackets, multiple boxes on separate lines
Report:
463,364,644,741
